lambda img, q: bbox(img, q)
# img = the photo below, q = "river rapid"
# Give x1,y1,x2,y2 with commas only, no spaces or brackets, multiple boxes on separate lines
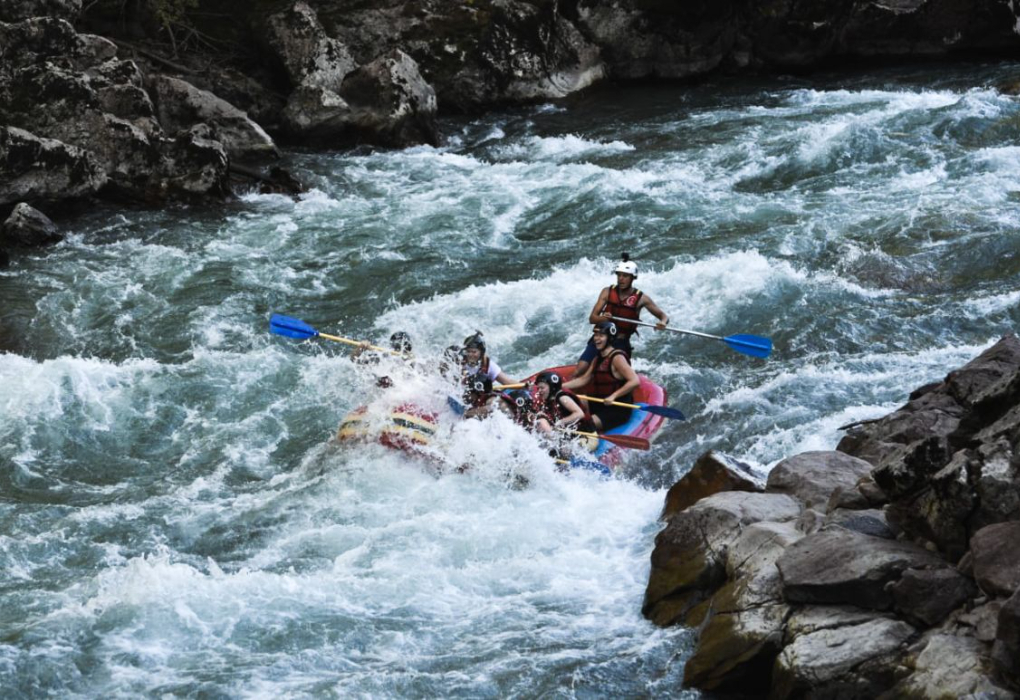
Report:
3,61,1020,697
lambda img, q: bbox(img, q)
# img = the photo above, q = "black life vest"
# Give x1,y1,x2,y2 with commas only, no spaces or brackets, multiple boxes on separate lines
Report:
601,285,643,336
591,349,633,402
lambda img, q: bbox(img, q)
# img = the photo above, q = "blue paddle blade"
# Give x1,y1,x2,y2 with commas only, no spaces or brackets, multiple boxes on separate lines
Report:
635,402,685,420
569,456,612,477
724,333,772,359
447,395,466,416
269,314,319,340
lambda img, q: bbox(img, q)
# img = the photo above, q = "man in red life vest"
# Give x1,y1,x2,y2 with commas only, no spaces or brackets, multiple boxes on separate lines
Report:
564,321,641,432
574,254,669,377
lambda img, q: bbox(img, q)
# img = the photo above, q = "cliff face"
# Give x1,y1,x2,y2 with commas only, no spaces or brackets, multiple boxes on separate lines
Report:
3,0,1020,252
645,336,1020,698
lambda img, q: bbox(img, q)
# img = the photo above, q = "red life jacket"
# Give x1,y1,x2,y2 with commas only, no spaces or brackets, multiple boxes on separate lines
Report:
601,285,643,336
591,349,633,401
538,387,589,423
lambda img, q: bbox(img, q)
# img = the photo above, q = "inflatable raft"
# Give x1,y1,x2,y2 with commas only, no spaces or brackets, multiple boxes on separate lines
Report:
336,365,669,470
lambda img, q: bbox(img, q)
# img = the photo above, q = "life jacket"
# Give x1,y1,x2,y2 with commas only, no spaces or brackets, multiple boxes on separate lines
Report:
552,387,590,423
591,349,633,402
601,285,643,336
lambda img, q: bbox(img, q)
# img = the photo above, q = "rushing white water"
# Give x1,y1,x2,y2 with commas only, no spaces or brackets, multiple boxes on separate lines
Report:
3,62,1020,696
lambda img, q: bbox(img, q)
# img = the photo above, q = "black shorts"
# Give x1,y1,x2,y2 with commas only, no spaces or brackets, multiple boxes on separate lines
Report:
591,403,632,431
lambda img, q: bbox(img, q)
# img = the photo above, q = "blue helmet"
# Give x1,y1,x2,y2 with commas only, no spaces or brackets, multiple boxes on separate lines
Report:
593,321,618,337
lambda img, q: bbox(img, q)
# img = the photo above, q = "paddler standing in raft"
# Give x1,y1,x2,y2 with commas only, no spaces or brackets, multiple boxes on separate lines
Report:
574,253,669,377
564,321,641,432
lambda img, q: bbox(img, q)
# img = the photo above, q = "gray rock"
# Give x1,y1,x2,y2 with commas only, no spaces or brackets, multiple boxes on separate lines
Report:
971,522,1020,597
0,126,106,204
889,567,976,627
159,124,229,198
152,75,279,162
0,202,60,247
777,529,946,609
772,617,915,699
337,49,439,148
766,450,874,510
995,588,1020,688
682,521,801,691
661,450,764,521
263,1,356,91
643,491,801,627
0,0,80,22
956,600,1005,643
824,508,895,539
892,633,1012,699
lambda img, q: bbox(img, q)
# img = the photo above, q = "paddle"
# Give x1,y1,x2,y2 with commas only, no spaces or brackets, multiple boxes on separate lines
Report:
608,316,772,358
270,314,402,356
575,394,685,421
559,428,649,450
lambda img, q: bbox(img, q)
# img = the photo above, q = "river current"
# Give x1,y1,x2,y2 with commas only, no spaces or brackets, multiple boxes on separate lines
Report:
3,62,1020,697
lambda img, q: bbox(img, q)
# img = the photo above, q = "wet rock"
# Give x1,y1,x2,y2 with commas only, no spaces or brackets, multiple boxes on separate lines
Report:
772,616,915,699
682,521,801,692
283,49,438,148
889,567,976,627
995,588,1020,688
824,508,895,539
777,529,946,610
643,491,801,627
957,600,1005,644
0,202,60,247
263,0,355,91
323,0,605,112
576,0,739,80
0,0,81,22
152,75,279,162
765,450,873,511
971,522,1020,597
892,634,1012,699
660,450,764,521
159,124,229,198
0,126,106,204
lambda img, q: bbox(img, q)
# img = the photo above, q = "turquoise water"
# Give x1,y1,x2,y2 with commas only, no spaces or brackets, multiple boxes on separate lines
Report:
3,62,1020,696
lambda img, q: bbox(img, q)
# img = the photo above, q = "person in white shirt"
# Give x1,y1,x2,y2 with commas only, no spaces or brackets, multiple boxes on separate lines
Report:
461,331,514,385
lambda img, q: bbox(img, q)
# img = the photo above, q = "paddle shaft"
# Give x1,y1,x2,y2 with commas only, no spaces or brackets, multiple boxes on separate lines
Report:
575,393,643,411
318,332,401,356
559,428,649,450
608,315,723,342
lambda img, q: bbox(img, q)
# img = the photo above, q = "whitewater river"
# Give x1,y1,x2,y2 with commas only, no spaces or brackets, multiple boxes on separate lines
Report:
3,61,1020,696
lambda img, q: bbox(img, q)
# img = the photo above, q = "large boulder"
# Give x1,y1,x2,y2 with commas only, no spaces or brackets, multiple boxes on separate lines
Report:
995,588,1020,688
0,126,106,204
0,202,60,247
889,567,976,627
282,49,439,148
682,520,801,692
884,633,1010,699
771,616,915,699
765,451,874,511
151,75,279,162
263,0,356,91
643,491,801,627
320,0,605,112
839,336,1020,559
661,450,764,521
971,522,1020,597
776,529,947,610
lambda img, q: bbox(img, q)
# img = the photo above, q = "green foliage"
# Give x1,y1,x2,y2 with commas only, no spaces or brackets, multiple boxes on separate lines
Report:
149,0,199,27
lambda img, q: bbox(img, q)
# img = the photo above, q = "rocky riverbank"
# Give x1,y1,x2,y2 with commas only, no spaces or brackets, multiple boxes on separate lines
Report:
3,0,1020,264
645,335,1020,698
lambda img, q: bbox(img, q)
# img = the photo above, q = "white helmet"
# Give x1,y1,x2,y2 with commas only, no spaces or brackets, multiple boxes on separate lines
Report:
614,253,637,277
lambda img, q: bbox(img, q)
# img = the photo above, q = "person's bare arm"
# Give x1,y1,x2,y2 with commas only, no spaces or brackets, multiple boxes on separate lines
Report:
604,355,640,403
555,395,586,427
640,295,669,330
587,287,612,324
